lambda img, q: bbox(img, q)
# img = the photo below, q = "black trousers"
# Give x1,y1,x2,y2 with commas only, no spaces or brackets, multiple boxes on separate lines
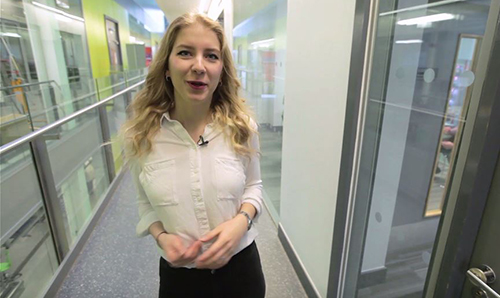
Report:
159,241,266,298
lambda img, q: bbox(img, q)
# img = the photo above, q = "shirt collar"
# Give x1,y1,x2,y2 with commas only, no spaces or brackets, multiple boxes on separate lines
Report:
160,111,215,128
160,112,174,127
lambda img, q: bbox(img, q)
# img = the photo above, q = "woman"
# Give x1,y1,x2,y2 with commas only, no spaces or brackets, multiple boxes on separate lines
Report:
122,13,266,298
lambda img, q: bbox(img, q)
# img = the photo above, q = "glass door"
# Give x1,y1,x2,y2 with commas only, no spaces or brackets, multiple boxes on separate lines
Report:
336,0,499,297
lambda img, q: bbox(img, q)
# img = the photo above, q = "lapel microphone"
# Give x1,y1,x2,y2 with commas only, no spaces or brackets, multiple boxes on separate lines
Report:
197,135,209,147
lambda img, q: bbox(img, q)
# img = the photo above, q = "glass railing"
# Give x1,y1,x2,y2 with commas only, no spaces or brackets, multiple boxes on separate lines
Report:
0,69,147,147
0,78,144,298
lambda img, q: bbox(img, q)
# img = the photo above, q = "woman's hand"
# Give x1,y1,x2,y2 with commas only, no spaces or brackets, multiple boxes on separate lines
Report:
158,233,202,267
195,215,248,269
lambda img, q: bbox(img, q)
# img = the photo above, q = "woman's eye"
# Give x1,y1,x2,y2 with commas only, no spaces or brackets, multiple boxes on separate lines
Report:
207,53,219,60
178,50,191,56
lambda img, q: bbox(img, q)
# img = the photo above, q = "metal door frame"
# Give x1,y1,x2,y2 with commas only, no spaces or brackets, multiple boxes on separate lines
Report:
104,15,123,71
424,1,500,297
328,0,500,297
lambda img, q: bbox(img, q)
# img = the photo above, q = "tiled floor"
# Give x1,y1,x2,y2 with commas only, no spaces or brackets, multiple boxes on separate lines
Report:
56,171,307,298
357,241,431,298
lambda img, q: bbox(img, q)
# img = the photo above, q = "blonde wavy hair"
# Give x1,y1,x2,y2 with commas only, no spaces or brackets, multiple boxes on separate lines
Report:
122,13,256,159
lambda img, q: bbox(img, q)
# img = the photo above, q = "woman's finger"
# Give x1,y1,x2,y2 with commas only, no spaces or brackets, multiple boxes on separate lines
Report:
199,227,222,242
211,247,232,266
196,237,227,263
197,241,231,267
183,241,202,260
165,235,187,261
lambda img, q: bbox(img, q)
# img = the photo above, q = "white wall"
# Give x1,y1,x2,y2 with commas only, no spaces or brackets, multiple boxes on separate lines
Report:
280,0,356,296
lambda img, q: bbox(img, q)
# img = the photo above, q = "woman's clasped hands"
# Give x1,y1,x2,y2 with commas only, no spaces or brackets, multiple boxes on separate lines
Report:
158,214,249,269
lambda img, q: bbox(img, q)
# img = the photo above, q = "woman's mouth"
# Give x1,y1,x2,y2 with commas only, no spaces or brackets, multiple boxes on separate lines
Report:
186,81,208,90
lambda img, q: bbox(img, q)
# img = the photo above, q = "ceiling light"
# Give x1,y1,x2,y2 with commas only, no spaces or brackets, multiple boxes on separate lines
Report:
380,0,463,16
32,1,84,22
55,0,70,9
55,14,72,23
397,13,455,26
0,32,22,38
129,36,145,45
396,39,423,44
250,38,275,48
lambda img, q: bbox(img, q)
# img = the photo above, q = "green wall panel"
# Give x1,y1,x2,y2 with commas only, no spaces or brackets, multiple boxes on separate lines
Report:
82,0,130,78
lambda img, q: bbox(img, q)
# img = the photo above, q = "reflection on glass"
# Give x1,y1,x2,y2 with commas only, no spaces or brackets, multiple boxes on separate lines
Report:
425,35,481,217
1,0,94,137
106,96,128,172
233,0,287,219
0,144,59,298
346,1,492,298
46,111,110,245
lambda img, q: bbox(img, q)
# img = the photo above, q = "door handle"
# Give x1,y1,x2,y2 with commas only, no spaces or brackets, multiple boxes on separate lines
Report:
467,265,499,298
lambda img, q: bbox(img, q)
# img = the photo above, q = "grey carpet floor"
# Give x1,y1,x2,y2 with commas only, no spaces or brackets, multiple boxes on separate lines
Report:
56,171,307,298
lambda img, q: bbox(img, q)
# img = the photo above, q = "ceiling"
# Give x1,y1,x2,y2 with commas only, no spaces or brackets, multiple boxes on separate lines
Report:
152,0,275,26
131,0,160,9
154,0,202,23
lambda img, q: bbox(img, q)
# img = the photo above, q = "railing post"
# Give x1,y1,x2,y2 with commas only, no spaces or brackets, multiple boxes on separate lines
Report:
95,79,101,101
30,137,70,262
124,71,129,88
48,86,61,131
21,86,35,132
98,105,116,183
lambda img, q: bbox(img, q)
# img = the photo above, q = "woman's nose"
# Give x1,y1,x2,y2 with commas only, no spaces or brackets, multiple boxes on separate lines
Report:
192,56,206,74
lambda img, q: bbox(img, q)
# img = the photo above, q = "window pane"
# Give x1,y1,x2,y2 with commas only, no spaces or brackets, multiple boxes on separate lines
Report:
233,0,287,219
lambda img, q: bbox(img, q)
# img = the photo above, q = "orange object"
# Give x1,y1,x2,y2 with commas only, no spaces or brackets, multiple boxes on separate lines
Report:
11,78,28,113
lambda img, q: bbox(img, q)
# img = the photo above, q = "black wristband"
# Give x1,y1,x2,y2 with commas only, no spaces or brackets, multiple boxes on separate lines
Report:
155,231,167,242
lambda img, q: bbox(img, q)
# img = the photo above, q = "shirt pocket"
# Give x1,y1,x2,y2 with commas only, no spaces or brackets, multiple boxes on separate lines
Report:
214,157,246,201
139,159,178,206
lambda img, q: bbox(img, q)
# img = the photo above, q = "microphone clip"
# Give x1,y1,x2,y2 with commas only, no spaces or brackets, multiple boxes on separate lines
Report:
197,135,209,147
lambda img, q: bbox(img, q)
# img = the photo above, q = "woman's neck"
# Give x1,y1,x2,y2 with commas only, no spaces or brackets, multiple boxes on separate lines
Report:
170,100,212,140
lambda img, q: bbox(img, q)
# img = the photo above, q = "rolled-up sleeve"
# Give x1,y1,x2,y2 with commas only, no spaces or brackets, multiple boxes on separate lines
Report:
130,161,160,237
242,121,264,221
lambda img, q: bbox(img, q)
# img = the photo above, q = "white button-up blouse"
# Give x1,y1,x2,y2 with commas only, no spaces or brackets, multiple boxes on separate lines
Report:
131,112,263,267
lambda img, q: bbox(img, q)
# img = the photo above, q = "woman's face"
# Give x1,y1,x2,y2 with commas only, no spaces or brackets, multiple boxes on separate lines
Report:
167,23,223,106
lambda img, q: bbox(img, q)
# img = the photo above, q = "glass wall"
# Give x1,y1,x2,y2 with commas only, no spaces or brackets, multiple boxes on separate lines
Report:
0,144,59,298
1,0,94,142
233,0,287,220
0,76,144,297
46,109,110,245
344,0,492,297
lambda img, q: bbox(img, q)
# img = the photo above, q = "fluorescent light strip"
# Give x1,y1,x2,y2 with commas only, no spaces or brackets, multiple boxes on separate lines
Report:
250,38,275,46
55,14,72,23
379,0,463,16
55,0,70,9
130,36,145,45
32,1,84,22
1,32,22,38
397,13,455,26
396,39,423,44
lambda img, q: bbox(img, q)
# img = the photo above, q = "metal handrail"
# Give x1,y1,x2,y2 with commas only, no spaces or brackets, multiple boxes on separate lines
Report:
96,74,145,93
0,80,145,155
0,80,62,92
26,74,146,119
96,80,128,93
